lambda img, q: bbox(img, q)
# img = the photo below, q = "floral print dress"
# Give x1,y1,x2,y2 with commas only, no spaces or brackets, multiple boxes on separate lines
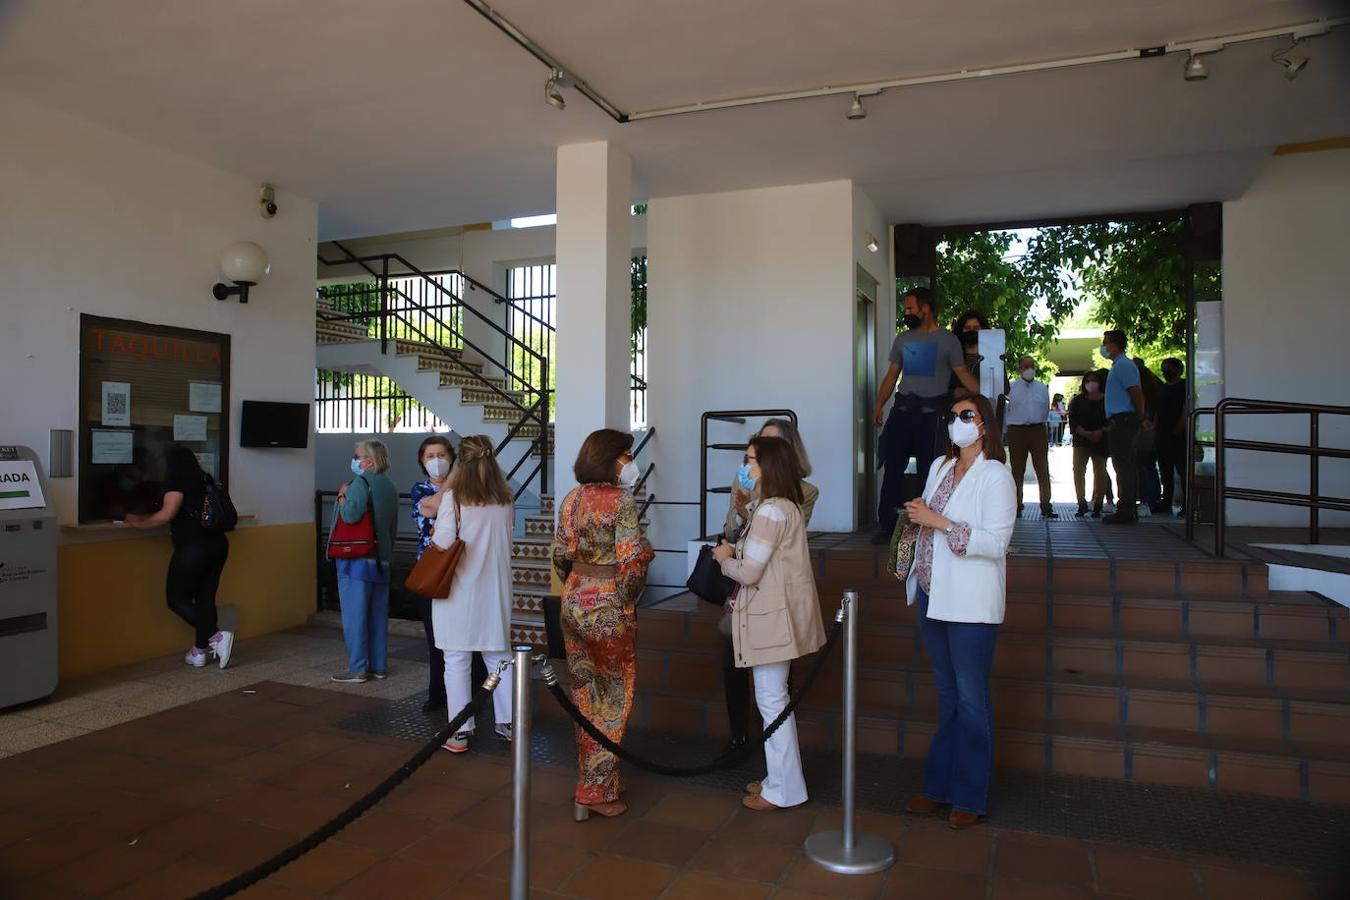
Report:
551,483,653,804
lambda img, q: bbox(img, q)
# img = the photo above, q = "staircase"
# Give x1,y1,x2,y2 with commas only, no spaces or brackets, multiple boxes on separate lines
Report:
535,543,1350,805
314,252,555,642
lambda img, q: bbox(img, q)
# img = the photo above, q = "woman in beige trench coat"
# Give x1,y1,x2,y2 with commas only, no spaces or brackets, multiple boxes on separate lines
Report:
713,435,825,811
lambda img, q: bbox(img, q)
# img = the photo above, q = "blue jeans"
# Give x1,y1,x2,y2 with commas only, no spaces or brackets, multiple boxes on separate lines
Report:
337,573,389,675
917,587,999,815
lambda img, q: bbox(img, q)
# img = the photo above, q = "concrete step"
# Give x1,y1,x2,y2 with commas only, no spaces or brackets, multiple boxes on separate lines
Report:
810,548,1271,600
532,654,1350,804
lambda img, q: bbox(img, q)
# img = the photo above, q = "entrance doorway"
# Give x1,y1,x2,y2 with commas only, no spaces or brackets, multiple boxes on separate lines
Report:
892,207,1221,520
855,265,878,529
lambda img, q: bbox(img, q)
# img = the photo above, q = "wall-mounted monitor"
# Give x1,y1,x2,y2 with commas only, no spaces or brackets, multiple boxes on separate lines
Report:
239,401,310,448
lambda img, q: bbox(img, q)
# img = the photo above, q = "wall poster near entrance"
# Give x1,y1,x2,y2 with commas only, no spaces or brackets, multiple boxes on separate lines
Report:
77,315,231,523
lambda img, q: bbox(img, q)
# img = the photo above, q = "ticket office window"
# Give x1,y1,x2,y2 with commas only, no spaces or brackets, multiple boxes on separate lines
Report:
77,315,230,523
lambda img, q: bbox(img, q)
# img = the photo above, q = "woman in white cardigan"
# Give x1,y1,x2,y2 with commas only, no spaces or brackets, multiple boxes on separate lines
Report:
895,389,1016,829
429,435,515,753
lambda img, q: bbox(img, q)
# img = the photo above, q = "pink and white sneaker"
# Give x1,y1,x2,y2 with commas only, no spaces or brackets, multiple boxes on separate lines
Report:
185,647,208,668
208,631,234,669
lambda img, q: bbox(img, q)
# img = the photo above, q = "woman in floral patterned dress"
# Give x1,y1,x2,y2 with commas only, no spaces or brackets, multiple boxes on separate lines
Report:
551,428,653,821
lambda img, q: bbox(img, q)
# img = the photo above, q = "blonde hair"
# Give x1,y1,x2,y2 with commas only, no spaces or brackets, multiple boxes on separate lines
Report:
448,435,512,506
357,439,391,474
759,418,812,478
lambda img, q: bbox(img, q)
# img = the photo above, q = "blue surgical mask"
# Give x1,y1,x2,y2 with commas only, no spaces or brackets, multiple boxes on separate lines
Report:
350,458,365,476
737,464,757,492
1100,344,1111,358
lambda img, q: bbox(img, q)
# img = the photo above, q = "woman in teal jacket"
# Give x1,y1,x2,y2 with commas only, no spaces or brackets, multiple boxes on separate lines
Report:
330,439,399,683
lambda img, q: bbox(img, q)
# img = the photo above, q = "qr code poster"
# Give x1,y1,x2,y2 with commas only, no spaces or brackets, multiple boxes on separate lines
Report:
101,381,131,427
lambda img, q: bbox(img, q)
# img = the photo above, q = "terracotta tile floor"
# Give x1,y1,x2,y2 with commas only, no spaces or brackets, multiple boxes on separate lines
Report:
1,655,1344,898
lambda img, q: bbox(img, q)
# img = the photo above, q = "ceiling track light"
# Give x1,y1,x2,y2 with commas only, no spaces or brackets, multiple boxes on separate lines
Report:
846,94,866,120
1182,52,1208,81
544,68,567,110
1272,37,1310,80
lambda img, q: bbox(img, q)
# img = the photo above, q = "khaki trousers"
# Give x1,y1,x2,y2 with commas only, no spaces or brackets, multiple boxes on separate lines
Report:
1008,424,1052,512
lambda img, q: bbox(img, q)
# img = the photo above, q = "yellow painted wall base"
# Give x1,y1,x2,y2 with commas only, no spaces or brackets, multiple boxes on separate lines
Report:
57,523,316,679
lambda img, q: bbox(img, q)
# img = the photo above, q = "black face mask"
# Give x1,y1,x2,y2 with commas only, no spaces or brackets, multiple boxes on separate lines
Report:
903,314,922,329
959,330,980,347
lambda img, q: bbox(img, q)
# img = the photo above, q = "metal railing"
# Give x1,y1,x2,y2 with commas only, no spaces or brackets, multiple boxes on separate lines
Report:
1184,398,1350,556
500,260,649,428
698,409,799,540
318,244,552,497
314,369,448,434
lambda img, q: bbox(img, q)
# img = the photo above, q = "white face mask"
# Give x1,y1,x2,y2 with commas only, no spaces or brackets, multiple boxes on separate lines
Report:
948,418,982,448
424,457,450,479
1020,368,1035,382
618,460,640,489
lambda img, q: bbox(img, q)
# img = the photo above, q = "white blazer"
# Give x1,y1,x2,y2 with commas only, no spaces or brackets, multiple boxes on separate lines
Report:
905,454,1017,624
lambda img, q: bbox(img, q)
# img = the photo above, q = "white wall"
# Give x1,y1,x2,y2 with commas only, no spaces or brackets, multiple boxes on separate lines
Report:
645,180,856,589
1222,148,1350,527
0,90,318,531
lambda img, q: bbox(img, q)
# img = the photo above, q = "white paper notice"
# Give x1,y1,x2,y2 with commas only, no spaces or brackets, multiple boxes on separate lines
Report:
91,429,134,465
101,382,131,426
189,381,223,413
0,460,46,510
173,415,209,442
194,452,216,478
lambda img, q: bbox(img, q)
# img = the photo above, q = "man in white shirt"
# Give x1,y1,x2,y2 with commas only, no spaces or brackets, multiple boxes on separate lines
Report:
1005,356,1056,518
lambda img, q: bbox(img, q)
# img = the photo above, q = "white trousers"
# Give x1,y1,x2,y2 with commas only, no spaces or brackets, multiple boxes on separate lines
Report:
444,649,514,734
753,660,808,807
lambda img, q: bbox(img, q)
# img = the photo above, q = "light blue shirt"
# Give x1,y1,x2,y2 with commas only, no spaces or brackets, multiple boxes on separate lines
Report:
1105,354,1140,417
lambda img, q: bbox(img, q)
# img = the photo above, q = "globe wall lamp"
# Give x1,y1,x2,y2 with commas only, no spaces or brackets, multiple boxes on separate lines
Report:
213,241,270,303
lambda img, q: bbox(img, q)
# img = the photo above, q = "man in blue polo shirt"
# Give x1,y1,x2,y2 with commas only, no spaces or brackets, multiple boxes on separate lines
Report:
1101,329,1151,524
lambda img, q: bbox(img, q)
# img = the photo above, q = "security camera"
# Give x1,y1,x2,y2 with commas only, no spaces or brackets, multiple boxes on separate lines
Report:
259,183,278,219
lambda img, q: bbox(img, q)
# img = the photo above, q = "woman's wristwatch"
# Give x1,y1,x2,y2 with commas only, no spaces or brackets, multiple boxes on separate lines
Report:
943,521,956,536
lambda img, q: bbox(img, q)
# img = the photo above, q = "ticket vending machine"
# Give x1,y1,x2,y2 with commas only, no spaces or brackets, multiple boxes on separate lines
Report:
0,446,58,708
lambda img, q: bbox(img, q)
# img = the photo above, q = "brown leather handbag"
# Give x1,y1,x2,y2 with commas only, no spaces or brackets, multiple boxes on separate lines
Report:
405,499,464,598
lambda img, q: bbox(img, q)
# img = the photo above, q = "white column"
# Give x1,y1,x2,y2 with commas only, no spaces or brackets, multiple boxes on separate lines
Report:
553,141,633,507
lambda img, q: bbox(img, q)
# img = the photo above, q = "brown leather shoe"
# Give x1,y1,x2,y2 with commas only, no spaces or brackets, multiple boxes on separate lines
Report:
742,793,781,811
948,810,981,830
904,795,943,814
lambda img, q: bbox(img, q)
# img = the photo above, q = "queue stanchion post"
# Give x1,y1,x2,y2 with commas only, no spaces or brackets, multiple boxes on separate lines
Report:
510,646,533,900
804,589,896,875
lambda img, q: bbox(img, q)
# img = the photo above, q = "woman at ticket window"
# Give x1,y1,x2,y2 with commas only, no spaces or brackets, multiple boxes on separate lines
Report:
125,445,235,670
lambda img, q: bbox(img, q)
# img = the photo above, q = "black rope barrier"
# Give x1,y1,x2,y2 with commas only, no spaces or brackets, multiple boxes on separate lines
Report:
543,610,845,777
191,680,500,900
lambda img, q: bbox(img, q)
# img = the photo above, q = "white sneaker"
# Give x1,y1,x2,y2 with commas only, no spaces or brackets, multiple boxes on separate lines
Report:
185,647,208,668
209,631,234,669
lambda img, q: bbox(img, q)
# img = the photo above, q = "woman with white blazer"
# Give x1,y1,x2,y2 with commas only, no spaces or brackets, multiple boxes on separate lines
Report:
895,389,1016,829
428,435,515,753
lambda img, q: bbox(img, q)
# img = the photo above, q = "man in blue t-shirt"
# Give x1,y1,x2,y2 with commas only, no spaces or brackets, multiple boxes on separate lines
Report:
1101,329,1151,524
871,287,980,542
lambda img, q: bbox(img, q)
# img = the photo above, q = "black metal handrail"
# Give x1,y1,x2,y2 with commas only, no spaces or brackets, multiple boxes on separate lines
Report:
317,247,550,496
323,243,550,384
1194,398,1349,556
698,409,798,540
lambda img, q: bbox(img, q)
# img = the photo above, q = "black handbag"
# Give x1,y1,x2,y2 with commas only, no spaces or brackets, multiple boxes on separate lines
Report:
686,544,736,607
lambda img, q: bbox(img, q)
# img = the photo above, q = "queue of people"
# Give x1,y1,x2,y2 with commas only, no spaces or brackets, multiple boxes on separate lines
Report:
303,306,1179,830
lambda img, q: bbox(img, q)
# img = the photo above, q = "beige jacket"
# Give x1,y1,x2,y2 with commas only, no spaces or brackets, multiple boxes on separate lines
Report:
722,478,819,541
720,498,825,668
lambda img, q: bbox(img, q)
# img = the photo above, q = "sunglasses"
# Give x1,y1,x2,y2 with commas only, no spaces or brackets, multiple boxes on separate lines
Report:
946,410,980,423
742,454,758,465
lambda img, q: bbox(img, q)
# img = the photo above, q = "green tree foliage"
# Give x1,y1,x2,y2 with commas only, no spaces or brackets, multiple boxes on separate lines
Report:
631,254,647,352
914,220,1189,376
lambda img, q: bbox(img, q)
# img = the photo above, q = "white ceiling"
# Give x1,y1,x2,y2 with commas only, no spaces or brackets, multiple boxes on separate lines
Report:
1,0,1346,238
